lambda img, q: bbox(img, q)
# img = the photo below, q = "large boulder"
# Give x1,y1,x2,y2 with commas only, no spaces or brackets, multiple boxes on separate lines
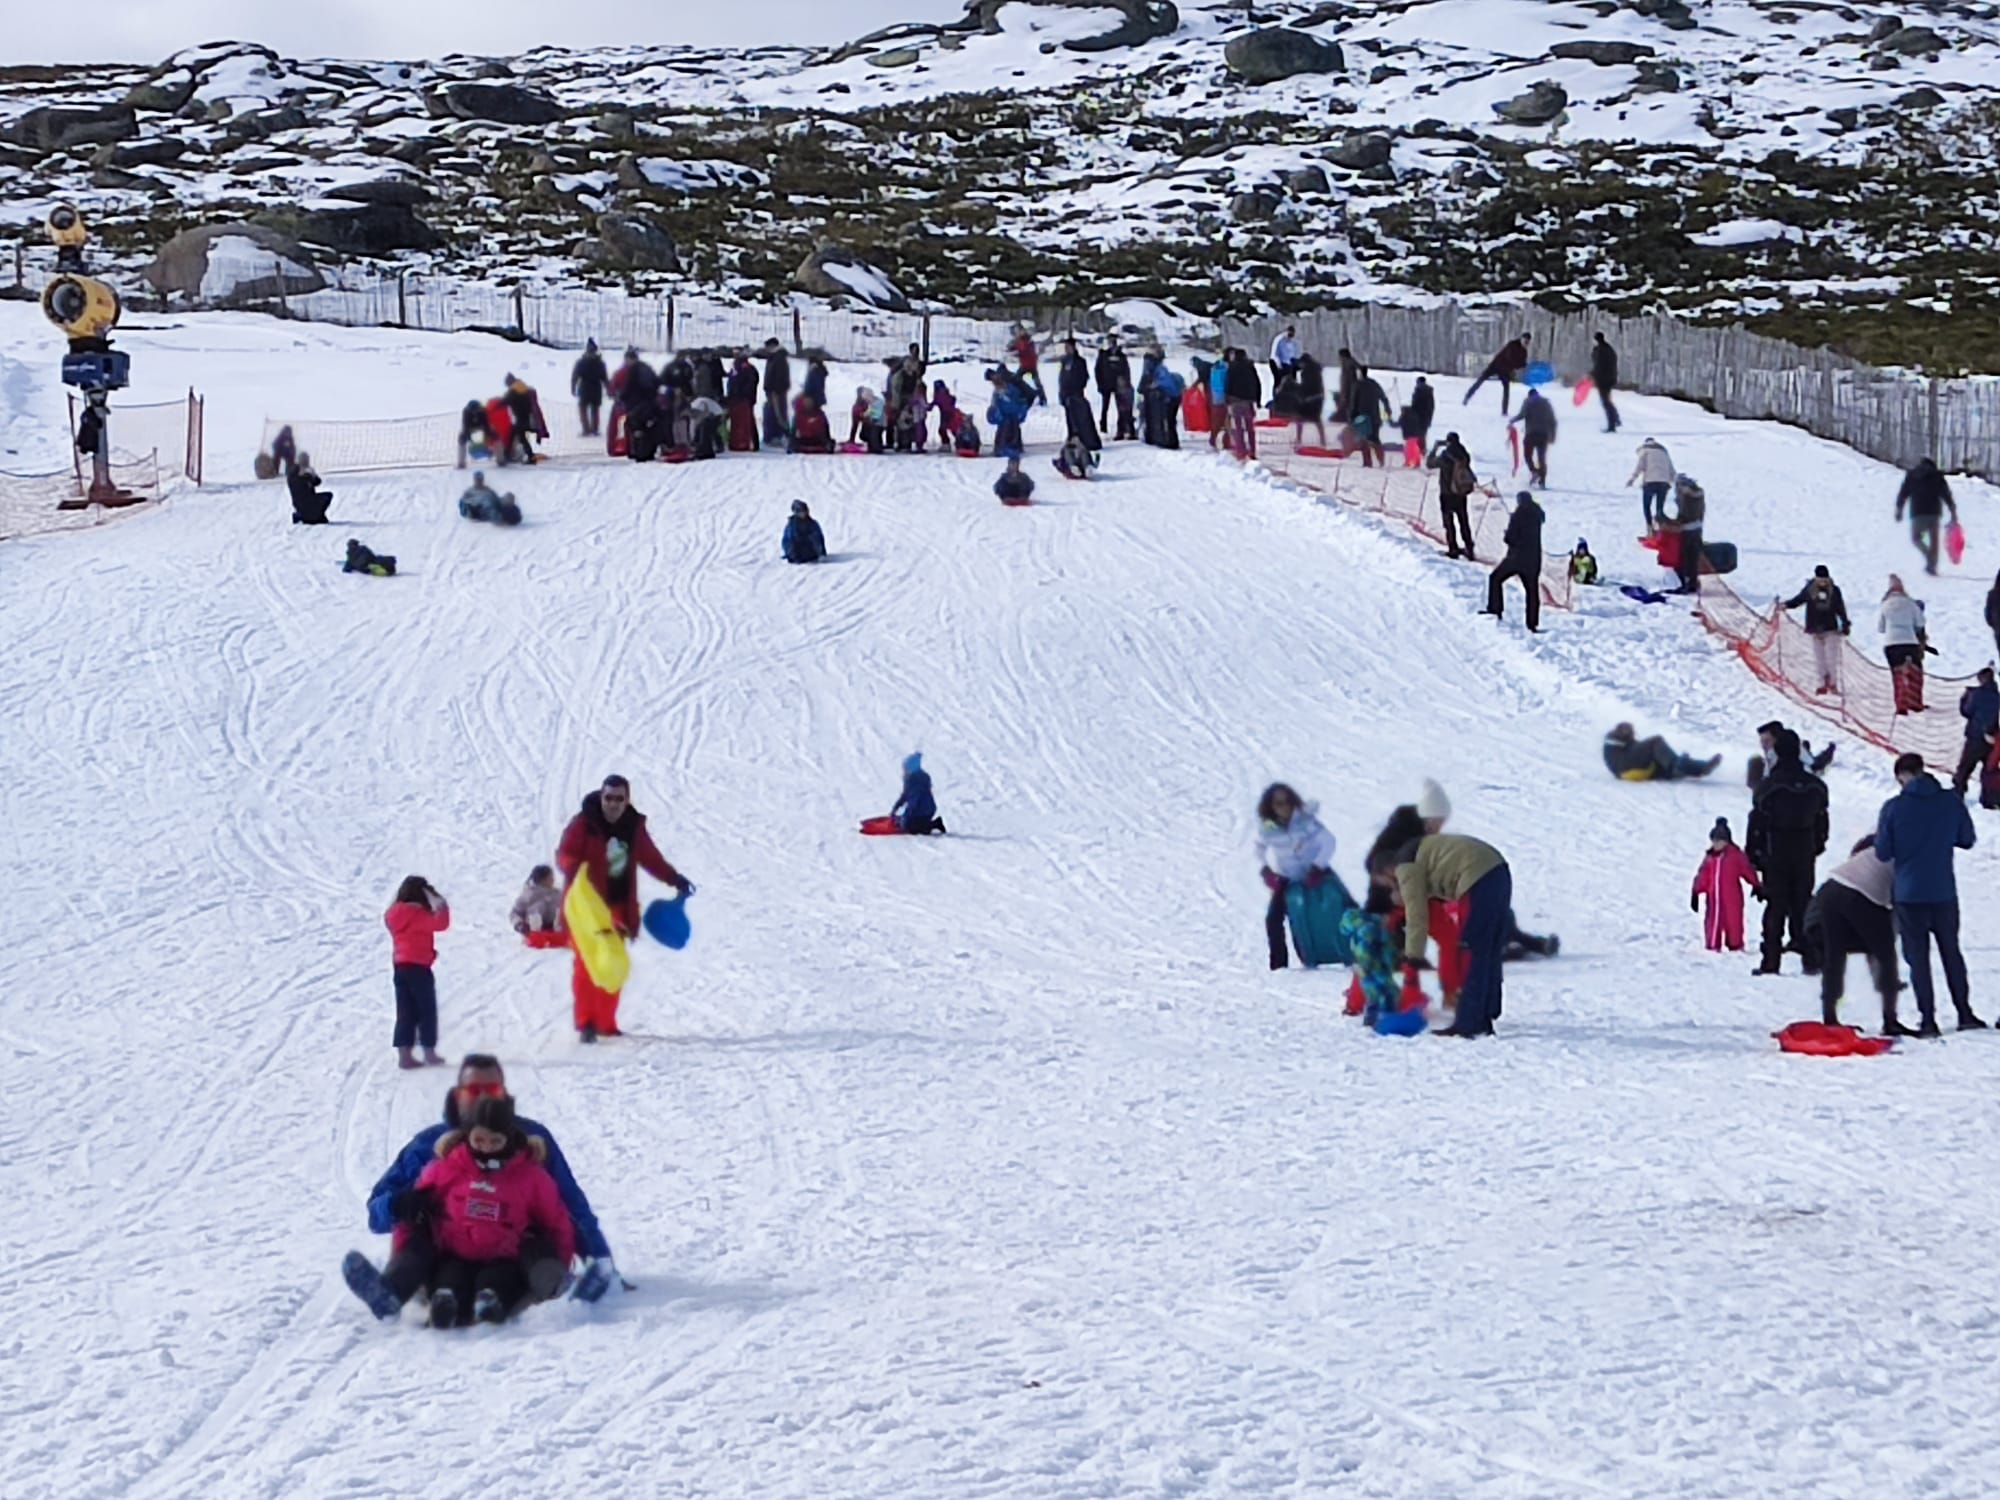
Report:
1493,81,1569,125
280,201,442,255
325,177,433,207
1223,28,1346,84
965,0,1179,54
1549,40,1656,65
144,223,325,303
578,214,681,272
792,240,910,311
4,104,138,155
1323,131,1393,171
1876,25,1948,56
429,82,566,126
92,137,189,169
1230,189,1283,223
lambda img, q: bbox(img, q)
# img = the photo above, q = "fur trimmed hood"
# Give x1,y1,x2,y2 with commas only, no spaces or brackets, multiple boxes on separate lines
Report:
434,1128,549,1164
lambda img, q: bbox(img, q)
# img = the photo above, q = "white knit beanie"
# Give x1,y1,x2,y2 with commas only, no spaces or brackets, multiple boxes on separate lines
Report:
1417,779,1451,821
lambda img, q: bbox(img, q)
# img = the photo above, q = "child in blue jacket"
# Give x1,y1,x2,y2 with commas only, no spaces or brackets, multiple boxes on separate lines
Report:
894,753,945,834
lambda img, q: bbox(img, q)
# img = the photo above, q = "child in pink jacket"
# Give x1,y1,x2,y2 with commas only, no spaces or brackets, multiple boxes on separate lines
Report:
384,874,450,1070
1691,818,1760,951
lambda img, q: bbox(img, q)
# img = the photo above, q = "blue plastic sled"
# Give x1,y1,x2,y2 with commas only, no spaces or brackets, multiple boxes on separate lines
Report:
1375,1006,1429,1037
1525,360,1555,386
1285,876,1356,967
642,895,691,950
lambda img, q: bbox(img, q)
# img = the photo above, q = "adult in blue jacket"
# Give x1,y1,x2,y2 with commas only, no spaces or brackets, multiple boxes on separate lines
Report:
367,1054,614,1291
1875,753,1982,1034
1952,666,1998,796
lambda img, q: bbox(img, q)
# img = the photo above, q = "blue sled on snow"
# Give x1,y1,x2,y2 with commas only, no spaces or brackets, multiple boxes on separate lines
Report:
1285,876,1356,967
642,893,692,950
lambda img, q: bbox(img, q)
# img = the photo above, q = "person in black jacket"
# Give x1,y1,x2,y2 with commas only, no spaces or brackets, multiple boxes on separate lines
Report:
1463,333,1530,414
1334,348,1361,423
995,456,1036,506
1510,388,1557,488
1747,728,1830,977
1955,666,1999,797
1350,366,1390,467
1779,565,1851,695
1058,339,1102,456
1895,458,1958,577
1222,349,1263,459
287,455,332,524
1601,723,1721,781
761,339,792,446
1589,332,1619,433
1428,432,1481,561
570,340,608,436
802,355,829,410
1095,337,1132,437
1399,376,1435,461
1289,353,1327,447
1987,568,2000,661
1483,490,1544,631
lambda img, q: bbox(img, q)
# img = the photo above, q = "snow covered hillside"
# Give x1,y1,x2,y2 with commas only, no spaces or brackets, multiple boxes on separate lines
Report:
5,1,2000,359
3,311,2000,1498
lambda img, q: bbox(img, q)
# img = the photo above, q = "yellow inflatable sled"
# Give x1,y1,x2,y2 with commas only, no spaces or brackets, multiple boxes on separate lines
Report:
563,870,630,993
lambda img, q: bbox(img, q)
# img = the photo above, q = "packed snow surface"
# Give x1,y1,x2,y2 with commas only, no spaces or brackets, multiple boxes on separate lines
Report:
2,309,1999,1498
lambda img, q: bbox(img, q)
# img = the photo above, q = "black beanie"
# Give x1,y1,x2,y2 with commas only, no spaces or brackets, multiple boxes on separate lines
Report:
1710,818,1731,841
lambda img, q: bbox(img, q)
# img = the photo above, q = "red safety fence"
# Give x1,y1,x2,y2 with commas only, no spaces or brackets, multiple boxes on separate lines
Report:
1256,426,1574,612
1696,577,1978,767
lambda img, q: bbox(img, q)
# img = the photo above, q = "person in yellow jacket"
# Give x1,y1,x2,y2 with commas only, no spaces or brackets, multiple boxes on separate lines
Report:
1397,832,1512,1037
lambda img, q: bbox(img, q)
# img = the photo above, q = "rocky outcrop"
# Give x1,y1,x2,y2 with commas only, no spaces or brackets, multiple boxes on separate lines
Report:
1493,81,1569,126
578,214,681,272
428,82,565,126
144,223,325,302
792,240,910,310
4,104,138,155
267,202,441,255
966,0,1179,54
1550,41,1656,65
1224,28,1345,84
325,178,433,207
1324,132,1393,172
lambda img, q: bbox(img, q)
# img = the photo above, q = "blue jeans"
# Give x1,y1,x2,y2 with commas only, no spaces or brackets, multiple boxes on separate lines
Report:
1641,482,1669,530
1895,901,1970,1024
1456,864,1513,1034
392,964,438,1050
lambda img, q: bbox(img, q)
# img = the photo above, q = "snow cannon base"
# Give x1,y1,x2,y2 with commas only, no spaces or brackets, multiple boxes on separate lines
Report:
1285,876,1357,967
642,895,691,951
1774,1021,1895,1057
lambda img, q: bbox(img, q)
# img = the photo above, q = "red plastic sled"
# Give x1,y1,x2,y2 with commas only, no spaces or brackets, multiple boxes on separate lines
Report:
1945,520,1966,566
859,815,907,836
1000,497,1033,508
1775,1021,1895,1057
1572,377,1594,407
523,929,569,950
1638,533,1662,552
839,441,869,455
1294,444,1355,460
1254,416,1287,429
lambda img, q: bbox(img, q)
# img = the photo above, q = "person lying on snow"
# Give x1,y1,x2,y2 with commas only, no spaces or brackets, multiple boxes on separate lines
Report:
1255,782,1338,972
995,456,1036,505
1603,723,1721,781
457,472,522,525
343,539,395,576
288,455,331,525
1054,435,1097,480
783,500,827,564
1691,817,1760,953
893,753,945,835
510,865,562,935
349,1056,613,1321
788,394,834,454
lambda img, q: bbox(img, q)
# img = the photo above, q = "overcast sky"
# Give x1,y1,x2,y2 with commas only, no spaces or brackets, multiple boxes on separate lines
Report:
13,1,973,64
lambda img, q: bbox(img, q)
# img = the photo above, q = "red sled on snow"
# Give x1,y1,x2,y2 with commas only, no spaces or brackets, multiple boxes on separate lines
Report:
1775,1021,1895,1057
1945,520,1967,566
1181,387,1211,431
523,929,569,950
860,815,907,836
606,407,629,458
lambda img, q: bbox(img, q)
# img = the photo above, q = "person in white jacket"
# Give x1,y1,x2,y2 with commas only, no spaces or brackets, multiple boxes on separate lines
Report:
1879,574,1931,713
1626,438,1675,533
510,865,563,936
1269,326,1301,382
1256,782,1337,970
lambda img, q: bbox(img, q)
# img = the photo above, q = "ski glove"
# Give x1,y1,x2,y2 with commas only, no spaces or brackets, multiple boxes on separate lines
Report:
391,1186,438,1226
672,876,695,898
1690,895,1700,913
1261,869,1284,892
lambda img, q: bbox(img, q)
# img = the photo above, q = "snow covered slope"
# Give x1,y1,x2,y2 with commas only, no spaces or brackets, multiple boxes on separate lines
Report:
3,314,2000,1498
5,1,1998,354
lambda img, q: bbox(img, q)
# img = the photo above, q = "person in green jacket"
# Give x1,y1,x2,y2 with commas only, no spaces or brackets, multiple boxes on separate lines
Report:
1397,832,1512,1037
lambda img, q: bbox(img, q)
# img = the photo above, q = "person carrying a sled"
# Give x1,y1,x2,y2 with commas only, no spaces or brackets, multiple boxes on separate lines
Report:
893,753,945,835
352,1054,616,1318
1896,458,1958,578
556,775,692,1044
783,500,827,564
1255,783,1339,972
1691,818,1760,953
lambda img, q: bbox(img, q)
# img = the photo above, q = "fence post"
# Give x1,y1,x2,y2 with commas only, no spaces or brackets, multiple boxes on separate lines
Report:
667,295,676,350
512,284,525,335
792,306,803,356
12,239,22,291
922,313,932,367
1926,376,1940,463
396,272,407,330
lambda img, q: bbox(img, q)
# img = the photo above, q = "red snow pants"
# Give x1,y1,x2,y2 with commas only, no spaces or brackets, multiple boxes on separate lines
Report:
572,951,623,1034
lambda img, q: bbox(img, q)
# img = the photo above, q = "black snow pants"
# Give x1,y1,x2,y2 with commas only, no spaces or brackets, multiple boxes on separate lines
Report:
1806,881,1899,1027
1758,849,1816,973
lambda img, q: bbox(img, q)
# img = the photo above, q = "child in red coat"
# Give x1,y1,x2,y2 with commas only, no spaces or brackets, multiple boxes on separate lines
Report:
401,1096,577,1328
384,874,450,1069
1691,818,1760,951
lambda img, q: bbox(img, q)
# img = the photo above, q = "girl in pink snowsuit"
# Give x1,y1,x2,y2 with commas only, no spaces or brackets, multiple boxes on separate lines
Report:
1691,817,1760,951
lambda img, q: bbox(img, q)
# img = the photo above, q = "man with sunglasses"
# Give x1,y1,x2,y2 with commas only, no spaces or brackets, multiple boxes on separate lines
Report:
361,1054,616,1305
557,773,692,1043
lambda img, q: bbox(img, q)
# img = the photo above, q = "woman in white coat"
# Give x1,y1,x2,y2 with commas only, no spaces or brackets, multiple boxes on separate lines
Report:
1256,783,1338,970
1879,574,1930,713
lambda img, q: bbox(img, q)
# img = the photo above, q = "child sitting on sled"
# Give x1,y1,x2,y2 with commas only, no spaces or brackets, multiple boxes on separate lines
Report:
510,865,563,938
893,752,945,835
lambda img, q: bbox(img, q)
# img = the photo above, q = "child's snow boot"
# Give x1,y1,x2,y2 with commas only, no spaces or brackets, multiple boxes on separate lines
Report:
428,1288,459,1329
473,1289,506,1325
422,1048,446,1066
342,1251,403,1321
572,1259,613,1304
397,1046,420,1070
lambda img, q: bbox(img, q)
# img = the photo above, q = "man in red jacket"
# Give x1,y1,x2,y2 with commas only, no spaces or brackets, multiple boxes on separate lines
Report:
556,774,691,1042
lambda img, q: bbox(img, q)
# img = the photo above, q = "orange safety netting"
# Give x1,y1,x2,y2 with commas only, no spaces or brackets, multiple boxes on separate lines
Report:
1256,427,1574,611
1696,577,1978,766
